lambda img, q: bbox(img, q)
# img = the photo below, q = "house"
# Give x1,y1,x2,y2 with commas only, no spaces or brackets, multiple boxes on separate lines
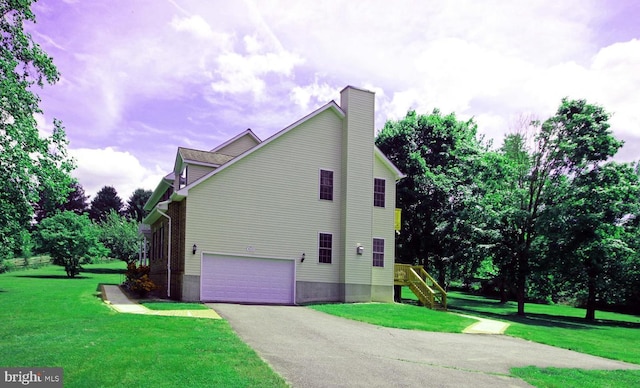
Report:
142,86,404,304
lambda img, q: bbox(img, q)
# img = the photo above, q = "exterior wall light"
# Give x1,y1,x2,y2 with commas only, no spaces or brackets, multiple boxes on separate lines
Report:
301,253,305,262
192,244,197,255
356,244,364,255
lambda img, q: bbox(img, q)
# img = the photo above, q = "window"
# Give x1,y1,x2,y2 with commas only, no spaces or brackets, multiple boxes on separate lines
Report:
320,170,333,200
373,238,384,267
318,233,333,263
374,178,385,207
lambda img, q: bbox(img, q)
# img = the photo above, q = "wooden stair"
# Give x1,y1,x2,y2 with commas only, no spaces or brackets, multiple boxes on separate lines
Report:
394,264,447,310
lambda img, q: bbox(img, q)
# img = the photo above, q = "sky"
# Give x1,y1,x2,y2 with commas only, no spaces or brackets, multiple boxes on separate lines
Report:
28,0,640,200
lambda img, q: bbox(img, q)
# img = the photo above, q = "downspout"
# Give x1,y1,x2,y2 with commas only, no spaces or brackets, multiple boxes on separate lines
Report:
157,207,172,298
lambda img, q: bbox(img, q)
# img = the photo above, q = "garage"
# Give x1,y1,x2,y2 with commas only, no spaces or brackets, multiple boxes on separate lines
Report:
201,255,295,304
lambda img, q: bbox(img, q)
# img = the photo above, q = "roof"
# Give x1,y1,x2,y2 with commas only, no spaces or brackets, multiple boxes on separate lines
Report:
210,128,261,153
177,148,235,167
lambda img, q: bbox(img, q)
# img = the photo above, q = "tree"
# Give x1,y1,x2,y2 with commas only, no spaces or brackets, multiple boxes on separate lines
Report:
89,186,123,222
376,110,486,286
544,162,640,320
126,188,152,222
0,0,74,259
487,99,622,316
97,210,141,264
36,211,105,277
35,181,89,222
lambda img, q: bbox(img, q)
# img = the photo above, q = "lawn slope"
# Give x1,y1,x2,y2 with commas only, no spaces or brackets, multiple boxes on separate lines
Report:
0,262,287,388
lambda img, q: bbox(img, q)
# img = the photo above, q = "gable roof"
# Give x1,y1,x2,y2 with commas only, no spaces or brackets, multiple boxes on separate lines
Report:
172,101,345,200
177,148,235,167
210,128,261,153
375,147,406,180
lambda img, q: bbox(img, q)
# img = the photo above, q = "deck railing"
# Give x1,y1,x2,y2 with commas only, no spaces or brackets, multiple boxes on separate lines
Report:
394,263,447,310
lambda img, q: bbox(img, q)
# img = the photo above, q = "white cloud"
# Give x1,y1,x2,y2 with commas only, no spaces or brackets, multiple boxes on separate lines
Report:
170,15,217,40
290,79,340,110
210,36,304,99
69,147,164,201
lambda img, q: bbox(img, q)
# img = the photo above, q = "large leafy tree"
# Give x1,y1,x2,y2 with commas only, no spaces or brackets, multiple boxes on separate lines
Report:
126,188,152,222
36,211,105,277
543,162,640,320
89,186,123,222
488,99,622,316
97,210,141,264
0,0,74,258
376,110,485,286
35,181,89,222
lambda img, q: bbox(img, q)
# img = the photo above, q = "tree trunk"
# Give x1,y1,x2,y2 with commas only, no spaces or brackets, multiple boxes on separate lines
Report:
434,258,446,289
394,285,402,303
516,251,527,316
585,275,597,321
500,275,508,304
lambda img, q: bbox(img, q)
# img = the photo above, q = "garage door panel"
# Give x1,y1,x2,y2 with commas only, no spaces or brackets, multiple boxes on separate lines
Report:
201,255,295,304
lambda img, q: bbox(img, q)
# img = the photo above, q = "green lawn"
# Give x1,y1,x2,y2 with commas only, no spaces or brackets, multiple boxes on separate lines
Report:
447,291,640,364
0,262,287,388
309,302,476,332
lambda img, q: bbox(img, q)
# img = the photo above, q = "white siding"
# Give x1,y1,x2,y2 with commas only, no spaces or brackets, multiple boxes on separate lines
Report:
184,108,344,285
216,134,259,156
340,87,375,287
372,154,397,286
186,164,215,185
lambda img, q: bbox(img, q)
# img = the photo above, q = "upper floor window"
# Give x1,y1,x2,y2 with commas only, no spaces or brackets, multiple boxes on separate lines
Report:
320,169,334,201
319,233,333,264
374,178,385,207
373,238,384,267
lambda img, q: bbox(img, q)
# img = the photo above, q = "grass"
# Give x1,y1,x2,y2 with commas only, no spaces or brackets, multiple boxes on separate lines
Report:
447,291,640,364
511,367,640,388
0,261,287,388
309,302,476,332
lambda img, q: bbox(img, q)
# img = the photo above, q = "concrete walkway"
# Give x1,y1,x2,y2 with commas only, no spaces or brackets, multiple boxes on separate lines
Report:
459,314,511,334
100,284,221,319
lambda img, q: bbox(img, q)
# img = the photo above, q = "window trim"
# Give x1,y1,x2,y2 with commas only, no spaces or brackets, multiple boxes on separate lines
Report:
372,238,384,267
318,232,333,264
373,178,386,207
319,169,334,201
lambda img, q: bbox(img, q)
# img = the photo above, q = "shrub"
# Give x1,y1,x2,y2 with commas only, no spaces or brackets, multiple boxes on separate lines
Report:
124,263,157,296
37,211,104,277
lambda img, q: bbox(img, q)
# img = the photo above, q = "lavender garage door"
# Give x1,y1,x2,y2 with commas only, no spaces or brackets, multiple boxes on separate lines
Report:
201,255,295,304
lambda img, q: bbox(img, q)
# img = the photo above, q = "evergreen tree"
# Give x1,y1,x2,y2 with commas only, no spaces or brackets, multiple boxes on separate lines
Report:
89,186,123,222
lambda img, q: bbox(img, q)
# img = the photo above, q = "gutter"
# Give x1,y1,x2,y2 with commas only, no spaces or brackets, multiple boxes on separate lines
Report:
156,201,172,298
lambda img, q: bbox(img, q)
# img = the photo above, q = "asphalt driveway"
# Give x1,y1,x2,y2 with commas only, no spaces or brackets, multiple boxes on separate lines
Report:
209,304,638,388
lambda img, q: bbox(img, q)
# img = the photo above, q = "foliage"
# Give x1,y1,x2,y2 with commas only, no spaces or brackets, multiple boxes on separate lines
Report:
97,210,141,263
123,262,156,295
36,211,106,277
89,185,124,222
542,161,640,319
0,0,75,259
126,188,152,222
376,110,486,286
0,262,288,387
477,99,624,316
35,181,89,222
